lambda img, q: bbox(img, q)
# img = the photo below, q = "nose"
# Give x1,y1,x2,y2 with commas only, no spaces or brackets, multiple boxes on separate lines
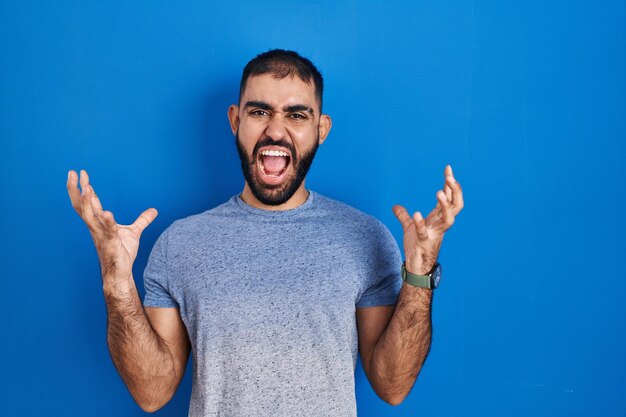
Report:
264,115,288,141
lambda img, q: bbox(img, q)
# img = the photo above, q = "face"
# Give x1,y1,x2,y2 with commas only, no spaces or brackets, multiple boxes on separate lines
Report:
235,130,318,206
228,73,332,206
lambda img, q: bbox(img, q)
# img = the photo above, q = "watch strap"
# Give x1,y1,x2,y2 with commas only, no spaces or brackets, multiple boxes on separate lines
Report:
401,261,433,289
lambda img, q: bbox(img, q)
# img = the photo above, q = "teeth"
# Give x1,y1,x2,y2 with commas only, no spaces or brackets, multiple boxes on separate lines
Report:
260,149,289,157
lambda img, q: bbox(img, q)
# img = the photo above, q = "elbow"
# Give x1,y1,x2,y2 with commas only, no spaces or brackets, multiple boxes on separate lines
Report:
134,388,175,413
139,403,161,413
375,388,407,406
386,395,406,406
129,367,182,412
371,374,409,406
137,398,168,413
370,377,409,406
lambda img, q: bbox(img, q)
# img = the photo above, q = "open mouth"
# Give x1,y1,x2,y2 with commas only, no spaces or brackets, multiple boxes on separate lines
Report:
257,148,291,184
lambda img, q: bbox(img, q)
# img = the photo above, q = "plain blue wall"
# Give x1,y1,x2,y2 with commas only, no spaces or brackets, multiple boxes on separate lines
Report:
1,1,625,416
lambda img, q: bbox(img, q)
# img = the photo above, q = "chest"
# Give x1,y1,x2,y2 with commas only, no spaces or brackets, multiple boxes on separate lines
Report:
167,228,369,344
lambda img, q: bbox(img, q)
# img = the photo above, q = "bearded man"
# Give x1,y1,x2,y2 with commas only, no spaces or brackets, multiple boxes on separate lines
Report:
67,49,464,416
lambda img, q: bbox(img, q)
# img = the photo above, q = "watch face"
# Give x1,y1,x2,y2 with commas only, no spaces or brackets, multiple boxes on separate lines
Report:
432,263,442,288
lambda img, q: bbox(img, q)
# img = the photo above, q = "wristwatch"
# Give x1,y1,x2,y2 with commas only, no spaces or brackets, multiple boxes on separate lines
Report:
401,261,442,289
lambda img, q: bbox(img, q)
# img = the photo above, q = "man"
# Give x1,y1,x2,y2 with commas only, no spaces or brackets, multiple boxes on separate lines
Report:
67,49,463,416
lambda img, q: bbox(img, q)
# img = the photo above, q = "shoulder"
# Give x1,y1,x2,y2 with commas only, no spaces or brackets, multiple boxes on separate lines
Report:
159,195,239,239
311,191,392,237
311,191,401,264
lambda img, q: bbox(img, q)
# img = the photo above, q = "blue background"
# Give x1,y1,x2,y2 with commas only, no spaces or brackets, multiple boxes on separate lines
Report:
1,1,625,416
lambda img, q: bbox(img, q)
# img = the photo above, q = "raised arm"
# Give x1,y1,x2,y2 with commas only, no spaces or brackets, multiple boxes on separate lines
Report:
67,170,190,412
360,165,463,405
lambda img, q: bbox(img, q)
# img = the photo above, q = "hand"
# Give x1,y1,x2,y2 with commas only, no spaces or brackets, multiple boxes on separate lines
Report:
392,165,464,275
67,170,158,286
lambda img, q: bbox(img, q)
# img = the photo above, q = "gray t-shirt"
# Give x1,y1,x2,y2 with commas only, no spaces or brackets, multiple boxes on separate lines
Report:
143,190,402,416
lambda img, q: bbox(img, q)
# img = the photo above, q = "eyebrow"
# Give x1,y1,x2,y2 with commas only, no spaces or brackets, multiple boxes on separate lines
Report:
284,104,314,115
244,100,315,115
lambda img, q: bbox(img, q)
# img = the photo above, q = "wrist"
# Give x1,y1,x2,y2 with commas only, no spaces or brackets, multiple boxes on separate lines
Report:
405,261,435,276
102,274,135,298
402,261,442,290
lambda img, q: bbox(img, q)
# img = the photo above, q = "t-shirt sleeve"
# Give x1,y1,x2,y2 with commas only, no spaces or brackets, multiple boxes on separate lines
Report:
143,228,179,308
356,220,403,308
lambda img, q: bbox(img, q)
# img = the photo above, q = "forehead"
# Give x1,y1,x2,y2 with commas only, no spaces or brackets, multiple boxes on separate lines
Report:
242,74,318,111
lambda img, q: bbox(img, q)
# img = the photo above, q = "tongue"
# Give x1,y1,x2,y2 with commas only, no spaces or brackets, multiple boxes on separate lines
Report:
261,155,288,174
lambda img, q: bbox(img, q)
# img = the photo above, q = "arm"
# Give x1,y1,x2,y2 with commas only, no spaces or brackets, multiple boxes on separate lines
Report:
358,165,463,405
357,285,432,406
105,279,190,412
67,169,190,412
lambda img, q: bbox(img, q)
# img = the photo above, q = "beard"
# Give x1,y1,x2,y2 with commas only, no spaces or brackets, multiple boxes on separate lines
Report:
235,131,319,206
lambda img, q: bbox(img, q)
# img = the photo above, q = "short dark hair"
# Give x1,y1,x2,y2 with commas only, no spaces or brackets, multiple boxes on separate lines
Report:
239,49,324,112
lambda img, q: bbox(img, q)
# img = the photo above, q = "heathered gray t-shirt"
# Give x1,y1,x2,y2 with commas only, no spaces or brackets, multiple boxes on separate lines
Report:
143,190,402,417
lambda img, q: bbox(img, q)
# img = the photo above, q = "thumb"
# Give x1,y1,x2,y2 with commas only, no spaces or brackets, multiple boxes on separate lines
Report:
131,208,158,237
392,204,413,232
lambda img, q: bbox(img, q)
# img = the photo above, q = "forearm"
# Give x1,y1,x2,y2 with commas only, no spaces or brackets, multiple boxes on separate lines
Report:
369,282,433,405
103,275,177,411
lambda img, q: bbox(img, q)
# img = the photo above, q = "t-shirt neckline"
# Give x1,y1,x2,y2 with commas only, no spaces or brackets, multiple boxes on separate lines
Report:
234,190,316,217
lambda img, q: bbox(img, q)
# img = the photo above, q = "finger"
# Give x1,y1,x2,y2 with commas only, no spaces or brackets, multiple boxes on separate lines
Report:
392,205,414,232
67,170,82,214
446,175,464,214
424,202,440,228
92,201,112,236
437,190,455,229
81,184,105,235
131,208,159,237
79,169,90,190
91,187,104,216
413,211,429,240
444,164,454,203
444,181,453,205
80,169,106,225
445,175,456,206
100,210,119,240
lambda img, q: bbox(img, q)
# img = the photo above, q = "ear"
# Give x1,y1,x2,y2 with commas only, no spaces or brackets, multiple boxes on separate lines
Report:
318,114,332,145
227,104,239,135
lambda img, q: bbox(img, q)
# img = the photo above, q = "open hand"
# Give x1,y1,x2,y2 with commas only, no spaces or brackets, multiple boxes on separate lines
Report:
392,165,464,275
67,170,158,283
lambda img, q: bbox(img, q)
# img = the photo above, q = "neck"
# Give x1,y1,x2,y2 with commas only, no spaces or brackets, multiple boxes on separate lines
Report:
240,182,310,211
